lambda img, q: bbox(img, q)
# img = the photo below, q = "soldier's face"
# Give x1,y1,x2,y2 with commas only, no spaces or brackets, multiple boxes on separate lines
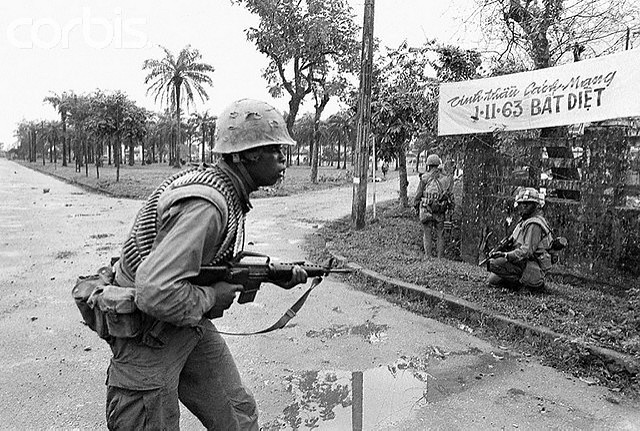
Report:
245,145,287,187
516,202,536,218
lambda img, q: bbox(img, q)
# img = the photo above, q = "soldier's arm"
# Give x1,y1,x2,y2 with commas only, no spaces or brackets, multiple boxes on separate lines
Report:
135,199,224,326
505,223,543,263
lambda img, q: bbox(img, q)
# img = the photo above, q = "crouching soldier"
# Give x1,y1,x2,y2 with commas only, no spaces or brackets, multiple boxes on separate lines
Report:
486,187,553,291
103,99,308,430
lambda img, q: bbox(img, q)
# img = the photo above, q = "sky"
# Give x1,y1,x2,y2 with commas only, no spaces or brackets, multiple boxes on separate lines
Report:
0,0,481,148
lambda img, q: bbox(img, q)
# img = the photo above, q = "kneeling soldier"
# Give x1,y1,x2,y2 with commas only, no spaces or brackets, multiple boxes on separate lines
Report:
487,187,553,291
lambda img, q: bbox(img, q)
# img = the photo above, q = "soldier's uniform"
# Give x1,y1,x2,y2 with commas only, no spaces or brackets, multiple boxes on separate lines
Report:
105,99,298,430
413,154,453,258
487,188,553,290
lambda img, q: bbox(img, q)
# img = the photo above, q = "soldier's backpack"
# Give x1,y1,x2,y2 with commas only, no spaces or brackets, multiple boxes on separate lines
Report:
420,175,453,217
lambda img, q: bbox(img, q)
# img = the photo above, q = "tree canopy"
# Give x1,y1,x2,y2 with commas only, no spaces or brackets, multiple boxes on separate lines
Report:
142,45,215,167
234,0,360,143
480,0,640,70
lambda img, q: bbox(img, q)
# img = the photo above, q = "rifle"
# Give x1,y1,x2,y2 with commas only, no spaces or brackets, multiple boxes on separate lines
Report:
191,251,351,318
478,236,515,266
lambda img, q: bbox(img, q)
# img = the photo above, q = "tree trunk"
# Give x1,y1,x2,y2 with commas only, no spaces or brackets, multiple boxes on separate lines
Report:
116,132,121,182
201,126,206,163
74,138,80,172
310,95,330,183
84,138,88,177
397,145,409,207
128,138,134,166
95,139,100,180
310,134,320,183
61,113,68,167
141,137,145,165
53,134,57,165
344,137,348,169
286,95,304,166
28,129,33,162
174,85,182,168
209,123,216,164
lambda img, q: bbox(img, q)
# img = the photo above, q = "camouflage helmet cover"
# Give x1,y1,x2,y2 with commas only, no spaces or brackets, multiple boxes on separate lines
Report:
213,99,296,154
515,187,544,207
426,154,442,166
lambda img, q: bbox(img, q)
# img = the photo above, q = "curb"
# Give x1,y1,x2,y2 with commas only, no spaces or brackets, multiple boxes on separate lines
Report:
328,250,640,377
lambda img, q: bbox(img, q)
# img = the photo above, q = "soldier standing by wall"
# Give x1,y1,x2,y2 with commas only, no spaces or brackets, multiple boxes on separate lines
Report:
413,154,454,259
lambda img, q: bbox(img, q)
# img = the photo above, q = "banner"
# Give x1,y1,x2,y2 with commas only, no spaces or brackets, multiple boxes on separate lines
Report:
438,49,640,136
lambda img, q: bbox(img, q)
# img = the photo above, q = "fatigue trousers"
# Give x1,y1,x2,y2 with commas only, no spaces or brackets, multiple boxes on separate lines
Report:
487,257,545,289
421,216,445,258
105,318,258,430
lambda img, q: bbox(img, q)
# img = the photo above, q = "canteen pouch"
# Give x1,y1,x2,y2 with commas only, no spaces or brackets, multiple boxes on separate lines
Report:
72,266,143,339
88,285,142,339
72,267,114,339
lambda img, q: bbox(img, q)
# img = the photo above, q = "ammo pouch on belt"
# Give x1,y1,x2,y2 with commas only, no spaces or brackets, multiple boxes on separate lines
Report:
419,198,434,223
72,267,143,340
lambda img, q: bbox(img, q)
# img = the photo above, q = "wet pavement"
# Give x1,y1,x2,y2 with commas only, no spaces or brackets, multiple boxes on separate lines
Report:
1,158,639,430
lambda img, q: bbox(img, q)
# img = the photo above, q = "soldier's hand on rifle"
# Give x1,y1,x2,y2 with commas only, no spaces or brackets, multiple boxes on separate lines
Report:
489,251,507,259
212,281,244,310
274,265,308,290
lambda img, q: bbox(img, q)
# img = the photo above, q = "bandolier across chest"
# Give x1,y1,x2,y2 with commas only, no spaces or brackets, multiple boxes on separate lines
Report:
120,165,246,275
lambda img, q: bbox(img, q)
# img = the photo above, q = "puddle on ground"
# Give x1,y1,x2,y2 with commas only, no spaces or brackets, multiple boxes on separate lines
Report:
264,357,442,430
264,349,513,430
306,321,388,344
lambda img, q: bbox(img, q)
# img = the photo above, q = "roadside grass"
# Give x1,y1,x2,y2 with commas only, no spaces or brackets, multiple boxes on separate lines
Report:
18,159,639,395
15,160,353,199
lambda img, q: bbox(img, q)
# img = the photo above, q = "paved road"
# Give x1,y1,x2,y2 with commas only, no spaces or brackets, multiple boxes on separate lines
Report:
1,157,638,430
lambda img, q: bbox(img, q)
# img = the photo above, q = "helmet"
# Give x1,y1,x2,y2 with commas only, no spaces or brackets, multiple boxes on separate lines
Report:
515,187,543,206
426,154,442,166
213,99,295,154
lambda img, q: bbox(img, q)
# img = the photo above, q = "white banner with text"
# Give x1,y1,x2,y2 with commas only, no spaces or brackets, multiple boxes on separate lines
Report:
438,49,640,136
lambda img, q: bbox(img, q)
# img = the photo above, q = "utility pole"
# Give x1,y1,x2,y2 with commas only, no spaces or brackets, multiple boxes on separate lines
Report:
351,0,375,229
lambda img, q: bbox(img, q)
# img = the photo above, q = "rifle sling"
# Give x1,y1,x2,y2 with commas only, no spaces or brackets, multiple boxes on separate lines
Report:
213,276,323,336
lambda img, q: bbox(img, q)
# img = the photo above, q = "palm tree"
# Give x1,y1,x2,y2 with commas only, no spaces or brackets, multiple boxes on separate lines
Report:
325,110,356,169
43,91,73,166
41,120,61,165
142,45,214,167
191,111,217,163
292,113,315,166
